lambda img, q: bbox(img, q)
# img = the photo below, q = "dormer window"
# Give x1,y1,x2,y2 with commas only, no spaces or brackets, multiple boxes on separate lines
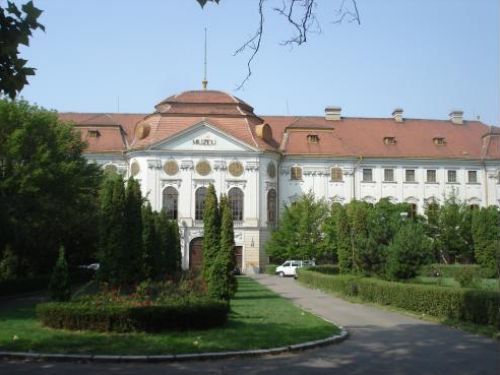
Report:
307,134,320,143
88,130,100,138
384,136,396,145
433,137,445,145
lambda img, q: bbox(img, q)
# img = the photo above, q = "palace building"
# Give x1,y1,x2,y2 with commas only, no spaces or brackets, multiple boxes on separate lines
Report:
59,89,500,273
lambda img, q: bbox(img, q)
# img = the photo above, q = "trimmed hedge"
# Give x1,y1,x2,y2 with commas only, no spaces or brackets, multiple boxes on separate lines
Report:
298,269,500,328
36,297,230,333
309,265,340,275
419,264,496,279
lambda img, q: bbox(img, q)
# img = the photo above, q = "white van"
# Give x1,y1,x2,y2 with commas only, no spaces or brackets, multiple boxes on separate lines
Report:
275,260,315,277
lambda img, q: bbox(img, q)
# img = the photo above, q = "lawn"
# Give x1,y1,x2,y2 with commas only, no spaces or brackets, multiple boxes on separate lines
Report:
412,276,499,291
0,277,339,355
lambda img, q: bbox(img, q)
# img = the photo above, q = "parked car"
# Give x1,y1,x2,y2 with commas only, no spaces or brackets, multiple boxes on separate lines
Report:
78,263,100,271
275,260,315,277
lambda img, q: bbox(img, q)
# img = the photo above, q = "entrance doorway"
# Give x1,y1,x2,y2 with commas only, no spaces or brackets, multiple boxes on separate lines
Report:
189,237,203,271
234,246,243,274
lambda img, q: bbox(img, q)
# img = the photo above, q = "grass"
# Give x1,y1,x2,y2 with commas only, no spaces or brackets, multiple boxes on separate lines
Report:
412,276,499,291
0,277,339,355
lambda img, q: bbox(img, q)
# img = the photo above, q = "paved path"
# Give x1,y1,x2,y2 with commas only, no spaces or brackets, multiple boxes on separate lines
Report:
1,275,499,374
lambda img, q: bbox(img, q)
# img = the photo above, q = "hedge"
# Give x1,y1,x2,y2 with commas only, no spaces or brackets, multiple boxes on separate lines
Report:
309,265,340,275
419,264,496,279
298,269,500,328
36,297,230,333
264,264,278,275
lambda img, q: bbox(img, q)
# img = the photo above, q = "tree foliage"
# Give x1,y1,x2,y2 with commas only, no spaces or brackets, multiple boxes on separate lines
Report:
124,177,143,281
0,100,102,275
0,1,45,99
385,222,433,281
202,184,220,280
141,202,160,280
472,206,500,275
266,192,328,263
48,246,71,302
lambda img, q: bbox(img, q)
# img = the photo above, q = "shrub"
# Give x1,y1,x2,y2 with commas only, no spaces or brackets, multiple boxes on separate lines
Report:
0,245,19,281
264,264,278,275
48,247,71,302
419,264,495,279
454,267,477,288
298,269,500,328
309,265,340,275
385,222,433,281
36,296,229,333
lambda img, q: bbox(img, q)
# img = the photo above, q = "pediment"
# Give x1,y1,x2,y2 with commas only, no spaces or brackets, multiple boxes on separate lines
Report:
150,121,256,152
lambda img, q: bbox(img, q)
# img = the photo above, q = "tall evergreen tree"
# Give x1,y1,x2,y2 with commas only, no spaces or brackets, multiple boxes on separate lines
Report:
142,203,159,280
164,218,182,275
202,184,220,280
48,246,71,301
219,195,237,296
124,178,143,283
98,175,127,286
334,204,352,273
155,209,170,276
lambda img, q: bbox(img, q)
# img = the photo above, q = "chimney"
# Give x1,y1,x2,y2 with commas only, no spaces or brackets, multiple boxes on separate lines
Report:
392,108,404,123
449,110,464,125
325,106,342,121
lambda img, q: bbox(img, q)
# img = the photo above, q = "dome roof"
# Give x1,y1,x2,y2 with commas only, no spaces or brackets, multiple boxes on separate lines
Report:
154,90,255,117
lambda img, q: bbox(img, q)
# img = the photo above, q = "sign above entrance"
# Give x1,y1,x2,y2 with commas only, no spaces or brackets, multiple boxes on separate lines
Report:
192,135,216,146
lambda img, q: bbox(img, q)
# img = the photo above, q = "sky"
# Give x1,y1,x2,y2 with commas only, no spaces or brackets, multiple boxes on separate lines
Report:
15,0,500,126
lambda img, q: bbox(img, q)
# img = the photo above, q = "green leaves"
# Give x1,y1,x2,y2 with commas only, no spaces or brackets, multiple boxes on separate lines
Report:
0,1,45,99
196,0,220,8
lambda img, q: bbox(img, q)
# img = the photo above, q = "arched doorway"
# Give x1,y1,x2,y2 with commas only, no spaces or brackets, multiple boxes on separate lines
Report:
189,237,203,271
234,246,243,273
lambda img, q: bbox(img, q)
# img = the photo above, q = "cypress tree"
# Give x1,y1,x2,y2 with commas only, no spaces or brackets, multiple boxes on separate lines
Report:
155,209,170,276
124,178,143,283
164,217,182,275
48,246,71,301
98,175,127,286
202,184,220,280
142,203,159,280
219,195,237,297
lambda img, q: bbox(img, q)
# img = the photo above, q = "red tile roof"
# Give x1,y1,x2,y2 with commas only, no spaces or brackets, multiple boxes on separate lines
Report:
58,90,499,160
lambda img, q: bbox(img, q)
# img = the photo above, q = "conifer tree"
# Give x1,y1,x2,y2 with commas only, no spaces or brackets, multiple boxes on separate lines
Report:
219,195,237,296
49,246,71,301
142,203,159,280
124,178,143,283
98,175,127,286
202,184,220,280
155,209,170,276
164,218,182,275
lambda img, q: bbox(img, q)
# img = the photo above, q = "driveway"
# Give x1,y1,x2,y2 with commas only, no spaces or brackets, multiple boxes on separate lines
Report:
1,275,498,374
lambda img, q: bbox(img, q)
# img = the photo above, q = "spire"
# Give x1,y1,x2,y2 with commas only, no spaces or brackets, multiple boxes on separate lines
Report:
202,27,208,90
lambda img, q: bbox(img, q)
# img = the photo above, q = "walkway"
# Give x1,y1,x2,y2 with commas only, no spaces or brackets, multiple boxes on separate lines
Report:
0,275,498,374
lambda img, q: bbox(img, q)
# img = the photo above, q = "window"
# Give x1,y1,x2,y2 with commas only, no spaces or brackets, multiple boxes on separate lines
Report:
88,130,100,138
433,137,446,145
426,170,437,183
447,170,457,183
331,167,343,182
228,187,244,221
267,189,277,224
469,204,479,211
362,168,373,182
405,169,416,182
195,187,208,220
307,134,320,143
384,168,394,182
162,186,178,219
468,170,477,183
290,166,302,181
384,137,396,145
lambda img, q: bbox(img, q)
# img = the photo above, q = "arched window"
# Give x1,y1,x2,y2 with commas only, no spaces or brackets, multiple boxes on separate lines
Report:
195,187,208,221
228,187,244,221
162,186,178,219
267,189,277,224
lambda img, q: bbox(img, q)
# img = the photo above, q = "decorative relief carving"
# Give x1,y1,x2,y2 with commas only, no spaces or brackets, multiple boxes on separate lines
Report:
161,179,182,189
265,181,277,191
213,160,227,171
196,160,211,176
303,167,329,176
188,229,204,241
180,159,194,170
226,179,247,190
228,161,244,177
163,160,179,176
279,167,290,175
192,179,215,189
147,159,162,169
245,161,259,171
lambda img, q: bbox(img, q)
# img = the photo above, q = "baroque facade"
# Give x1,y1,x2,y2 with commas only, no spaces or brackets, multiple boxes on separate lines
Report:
59,90,500,273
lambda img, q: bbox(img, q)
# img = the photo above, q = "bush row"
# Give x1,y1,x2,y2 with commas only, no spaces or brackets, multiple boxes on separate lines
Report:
298,269,500,328
36,297,229,333
309,265,340,275
264,264,278,275
419,264,497,279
